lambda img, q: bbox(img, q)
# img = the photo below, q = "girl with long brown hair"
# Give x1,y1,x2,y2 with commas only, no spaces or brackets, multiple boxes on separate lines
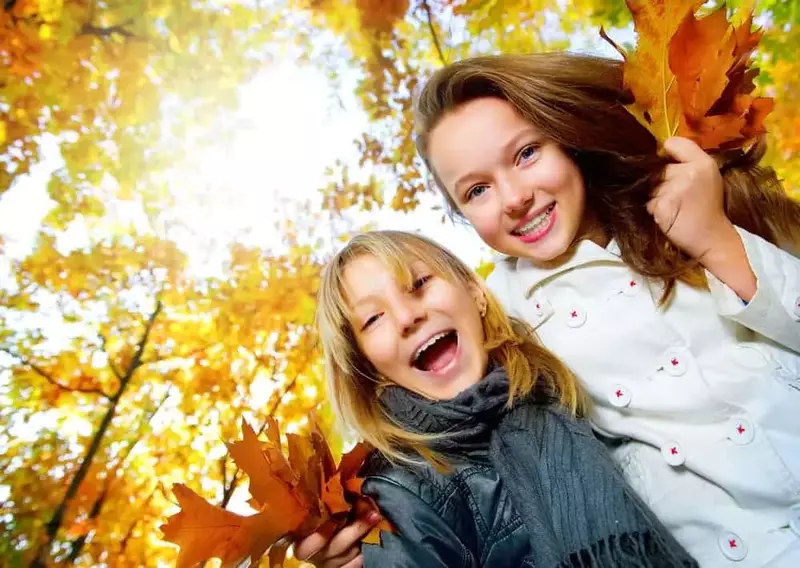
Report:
296,53,800,567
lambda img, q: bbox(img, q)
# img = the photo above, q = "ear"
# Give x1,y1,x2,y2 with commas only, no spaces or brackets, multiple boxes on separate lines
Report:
469,281,488,317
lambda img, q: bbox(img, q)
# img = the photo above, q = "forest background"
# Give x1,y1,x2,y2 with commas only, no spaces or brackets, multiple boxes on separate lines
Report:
1,0,798,566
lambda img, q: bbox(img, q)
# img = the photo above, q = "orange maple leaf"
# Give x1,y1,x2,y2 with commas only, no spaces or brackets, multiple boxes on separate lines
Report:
160,484,301,568
669,6,736,122
604,2,774,150
161,420,393,567
617,0,703,142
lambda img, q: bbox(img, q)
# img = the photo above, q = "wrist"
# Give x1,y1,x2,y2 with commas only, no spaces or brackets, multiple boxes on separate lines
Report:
697,222,741,268
698,223,757,301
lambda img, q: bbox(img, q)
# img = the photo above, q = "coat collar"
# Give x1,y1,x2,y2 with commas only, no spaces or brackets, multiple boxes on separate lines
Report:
498,238,626,298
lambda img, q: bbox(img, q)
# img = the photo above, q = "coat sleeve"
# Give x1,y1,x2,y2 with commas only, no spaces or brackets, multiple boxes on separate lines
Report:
706,226,800,352
360,475,477,568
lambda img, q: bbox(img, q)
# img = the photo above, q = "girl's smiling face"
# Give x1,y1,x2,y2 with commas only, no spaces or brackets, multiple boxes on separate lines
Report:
342,254,488,400
428,97,589,263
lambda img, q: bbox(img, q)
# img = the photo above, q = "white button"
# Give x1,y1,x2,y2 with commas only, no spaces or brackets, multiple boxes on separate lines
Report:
608,385,631,408
732,344,770,370
789,504,800,537
532,297,549,318
564,306,587,328
663,349,688,376
717,531,747,561
727,417,754,445
622,277,642,297
661,441,685,466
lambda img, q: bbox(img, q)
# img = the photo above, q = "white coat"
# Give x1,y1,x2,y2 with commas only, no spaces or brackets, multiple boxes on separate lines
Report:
488,226,800,567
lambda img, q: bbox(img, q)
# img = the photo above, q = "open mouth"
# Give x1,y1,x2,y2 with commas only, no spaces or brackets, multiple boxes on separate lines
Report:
412,330,459,372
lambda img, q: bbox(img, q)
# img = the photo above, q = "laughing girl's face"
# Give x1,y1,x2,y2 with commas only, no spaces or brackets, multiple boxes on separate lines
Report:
342,254,488,400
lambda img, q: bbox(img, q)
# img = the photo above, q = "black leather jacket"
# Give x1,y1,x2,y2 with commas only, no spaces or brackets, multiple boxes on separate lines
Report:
361,455,531,567
360,424,695,568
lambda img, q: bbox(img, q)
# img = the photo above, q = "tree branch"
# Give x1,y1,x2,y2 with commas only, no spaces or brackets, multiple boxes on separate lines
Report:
1,349,111,398
65,484,107,563
98,333,124,382
219,373,298,509
64,385,170,560
420,0,448,66
119,489,156,556
80,21,135,39
30,301,163,567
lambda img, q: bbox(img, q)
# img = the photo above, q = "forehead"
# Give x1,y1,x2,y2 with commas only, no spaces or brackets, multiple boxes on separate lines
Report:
340,254,415,303
429,98,539,176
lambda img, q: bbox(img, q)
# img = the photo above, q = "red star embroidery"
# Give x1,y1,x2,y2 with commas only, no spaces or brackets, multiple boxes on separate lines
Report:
570,310,578,318
616,389,624,398
629,280,637,287
535,303,541,309
671,358,679,366
729,539,737,549
736,424,746,435
670,447,678,455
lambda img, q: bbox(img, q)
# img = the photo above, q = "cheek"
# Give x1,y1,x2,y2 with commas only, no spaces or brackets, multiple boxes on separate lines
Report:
463,205,505,240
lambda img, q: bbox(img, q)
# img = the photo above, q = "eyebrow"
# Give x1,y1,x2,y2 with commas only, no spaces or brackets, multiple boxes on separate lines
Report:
452,128,542,196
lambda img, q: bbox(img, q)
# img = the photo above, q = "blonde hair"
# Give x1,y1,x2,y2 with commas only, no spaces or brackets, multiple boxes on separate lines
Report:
414,53,800,301
316,230,587,465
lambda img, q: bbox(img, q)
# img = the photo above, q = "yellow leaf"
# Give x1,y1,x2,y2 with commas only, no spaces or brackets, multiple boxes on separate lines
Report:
0,120,6,146
39,24,52,40
475,260,495,280
622,0,703,142
168,33,183,53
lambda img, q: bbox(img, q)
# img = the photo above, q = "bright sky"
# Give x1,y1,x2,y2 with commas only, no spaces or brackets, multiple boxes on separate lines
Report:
0,60,489,287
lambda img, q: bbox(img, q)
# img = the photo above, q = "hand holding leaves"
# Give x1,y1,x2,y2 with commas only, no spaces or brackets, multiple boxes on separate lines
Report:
160,419,393,567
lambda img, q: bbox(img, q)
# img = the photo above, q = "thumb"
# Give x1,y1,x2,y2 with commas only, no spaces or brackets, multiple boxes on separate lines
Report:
662,136,709,164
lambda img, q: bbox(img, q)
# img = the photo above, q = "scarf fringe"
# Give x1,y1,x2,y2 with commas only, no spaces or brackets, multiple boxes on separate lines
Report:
563,531,694,568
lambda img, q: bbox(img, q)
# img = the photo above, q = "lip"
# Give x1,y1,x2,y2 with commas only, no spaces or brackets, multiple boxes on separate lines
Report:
512,202,556,233
409,329,455,365
515,205,557,244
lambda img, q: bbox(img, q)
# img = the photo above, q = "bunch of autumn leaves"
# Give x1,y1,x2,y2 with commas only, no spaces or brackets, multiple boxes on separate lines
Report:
607,0,774,149
160,419,392,567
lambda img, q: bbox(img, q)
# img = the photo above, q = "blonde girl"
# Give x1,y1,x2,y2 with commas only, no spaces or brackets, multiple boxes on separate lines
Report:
306,230,694,568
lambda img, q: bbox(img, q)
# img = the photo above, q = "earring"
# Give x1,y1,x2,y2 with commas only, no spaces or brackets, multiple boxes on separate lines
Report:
479,302,488,318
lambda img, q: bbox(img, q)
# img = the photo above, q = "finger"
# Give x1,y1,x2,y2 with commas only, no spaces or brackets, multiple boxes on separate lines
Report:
294,531,329,561
647,196,680,233
340,553,365,568
659,162,686,185
663,136,711,165
325,514,380,558
322,547,362,568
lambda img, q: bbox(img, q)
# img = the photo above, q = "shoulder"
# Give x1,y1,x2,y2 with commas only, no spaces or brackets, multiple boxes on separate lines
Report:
360,451,493,559
361,451,489,514
486,255,520,309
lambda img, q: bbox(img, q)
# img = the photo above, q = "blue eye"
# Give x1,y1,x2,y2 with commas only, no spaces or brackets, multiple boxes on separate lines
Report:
517,144,539,164
466,184,488,202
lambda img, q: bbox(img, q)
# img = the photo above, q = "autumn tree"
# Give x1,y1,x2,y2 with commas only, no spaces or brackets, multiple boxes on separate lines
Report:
2,0,798,566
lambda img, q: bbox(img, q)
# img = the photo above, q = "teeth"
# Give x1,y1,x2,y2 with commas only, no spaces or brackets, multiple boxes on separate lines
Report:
413,331,449,363
514,204,554,235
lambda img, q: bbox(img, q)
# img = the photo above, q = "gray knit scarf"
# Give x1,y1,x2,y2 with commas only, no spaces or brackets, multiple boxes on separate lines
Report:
379,364,697,567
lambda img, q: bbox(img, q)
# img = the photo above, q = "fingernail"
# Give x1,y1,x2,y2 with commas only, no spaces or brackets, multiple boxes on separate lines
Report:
367,510,381,524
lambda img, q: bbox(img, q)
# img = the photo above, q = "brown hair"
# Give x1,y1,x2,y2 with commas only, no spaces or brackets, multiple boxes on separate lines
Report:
414,53,800,300
316,230,587,466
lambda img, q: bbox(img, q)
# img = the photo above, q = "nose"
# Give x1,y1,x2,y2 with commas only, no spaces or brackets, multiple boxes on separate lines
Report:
499,174,534,214
393,296,426,337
